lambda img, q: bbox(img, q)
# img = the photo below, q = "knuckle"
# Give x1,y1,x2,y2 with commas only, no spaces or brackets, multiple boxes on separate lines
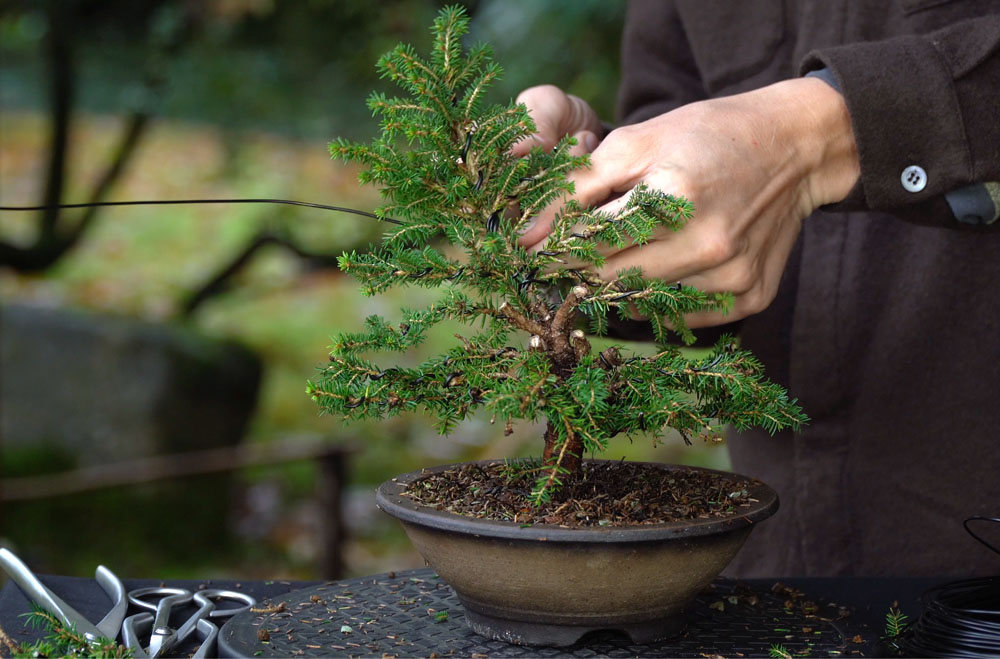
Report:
695,230,736,267
567,94,598,131
719,255,760,294
724,266,756,294
604,124,634,144
738,286,773,316
516,84,565,107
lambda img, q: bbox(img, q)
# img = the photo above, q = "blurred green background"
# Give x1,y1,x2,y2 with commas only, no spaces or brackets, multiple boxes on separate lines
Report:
0,0,727,581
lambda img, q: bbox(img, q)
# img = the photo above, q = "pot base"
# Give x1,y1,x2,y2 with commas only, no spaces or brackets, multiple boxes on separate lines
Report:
463,606,686,647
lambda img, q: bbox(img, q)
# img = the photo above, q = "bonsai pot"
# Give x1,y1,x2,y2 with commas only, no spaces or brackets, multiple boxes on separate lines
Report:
375,459,779,646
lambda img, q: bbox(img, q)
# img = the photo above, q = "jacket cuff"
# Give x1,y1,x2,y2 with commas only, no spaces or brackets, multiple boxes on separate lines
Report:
805,67,999,225
801,36,971,212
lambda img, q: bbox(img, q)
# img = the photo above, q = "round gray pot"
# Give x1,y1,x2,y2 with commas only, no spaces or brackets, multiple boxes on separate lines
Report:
375,460,778,647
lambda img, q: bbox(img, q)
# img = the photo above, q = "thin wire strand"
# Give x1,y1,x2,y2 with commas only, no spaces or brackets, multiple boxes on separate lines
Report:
964,516,1000,556
0,199,404,225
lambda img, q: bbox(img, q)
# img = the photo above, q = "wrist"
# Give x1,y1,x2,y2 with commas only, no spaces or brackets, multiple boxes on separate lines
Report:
768,77,860,209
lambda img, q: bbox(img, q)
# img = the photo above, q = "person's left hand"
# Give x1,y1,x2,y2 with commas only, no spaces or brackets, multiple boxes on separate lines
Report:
519,77,860,328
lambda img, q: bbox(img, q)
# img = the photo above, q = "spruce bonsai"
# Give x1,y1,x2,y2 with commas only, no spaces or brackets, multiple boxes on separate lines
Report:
307,6,806,507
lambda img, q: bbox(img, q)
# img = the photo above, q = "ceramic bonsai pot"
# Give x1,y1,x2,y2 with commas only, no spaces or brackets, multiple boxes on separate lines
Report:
375,459,779,646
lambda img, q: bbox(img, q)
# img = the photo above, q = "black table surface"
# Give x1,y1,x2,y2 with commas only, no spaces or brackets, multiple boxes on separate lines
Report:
0,570,945,658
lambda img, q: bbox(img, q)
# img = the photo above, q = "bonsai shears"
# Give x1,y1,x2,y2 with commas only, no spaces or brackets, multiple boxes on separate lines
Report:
122,586,256,658
0,547,127,645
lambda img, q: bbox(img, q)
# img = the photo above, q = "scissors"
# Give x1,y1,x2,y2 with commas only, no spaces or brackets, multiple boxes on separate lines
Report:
0,547,127,645
123,586,256,658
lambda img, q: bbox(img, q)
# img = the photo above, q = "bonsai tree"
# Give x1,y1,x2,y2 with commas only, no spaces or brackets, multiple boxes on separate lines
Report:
308,6,806,505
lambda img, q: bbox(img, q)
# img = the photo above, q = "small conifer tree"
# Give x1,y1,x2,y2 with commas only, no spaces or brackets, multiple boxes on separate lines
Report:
307,6,806,504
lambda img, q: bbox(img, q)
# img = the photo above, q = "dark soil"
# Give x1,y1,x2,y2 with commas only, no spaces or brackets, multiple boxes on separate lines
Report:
403,461,758,527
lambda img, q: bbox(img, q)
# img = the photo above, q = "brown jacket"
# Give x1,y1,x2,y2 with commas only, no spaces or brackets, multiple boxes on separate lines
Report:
618,0,1000,576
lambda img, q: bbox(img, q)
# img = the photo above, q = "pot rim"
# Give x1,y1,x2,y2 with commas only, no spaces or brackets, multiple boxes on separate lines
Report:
375,459,779,543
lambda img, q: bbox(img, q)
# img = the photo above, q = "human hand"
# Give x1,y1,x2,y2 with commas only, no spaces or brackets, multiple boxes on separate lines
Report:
519,78,860,328
511,85,605,159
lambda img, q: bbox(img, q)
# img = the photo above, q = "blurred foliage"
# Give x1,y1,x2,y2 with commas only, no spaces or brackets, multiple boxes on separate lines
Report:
0,0,730,580
1,0,625,139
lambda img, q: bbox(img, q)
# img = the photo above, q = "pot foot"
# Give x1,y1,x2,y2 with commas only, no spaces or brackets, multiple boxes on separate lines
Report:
463,608,685,647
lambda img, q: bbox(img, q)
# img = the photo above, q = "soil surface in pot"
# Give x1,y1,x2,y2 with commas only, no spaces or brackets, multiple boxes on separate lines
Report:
403,461,756,526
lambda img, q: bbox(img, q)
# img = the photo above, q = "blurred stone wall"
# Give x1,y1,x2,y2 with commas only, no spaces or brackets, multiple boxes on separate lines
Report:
1,303,261,469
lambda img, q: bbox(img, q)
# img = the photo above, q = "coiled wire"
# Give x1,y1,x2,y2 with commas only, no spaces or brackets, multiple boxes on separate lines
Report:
897,517,1000,657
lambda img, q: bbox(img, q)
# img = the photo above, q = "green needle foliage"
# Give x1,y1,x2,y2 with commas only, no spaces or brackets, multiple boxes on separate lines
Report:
308,6,807,504
768,644,793,659
883,605,909,652
885,607,908,638
14,607,131,658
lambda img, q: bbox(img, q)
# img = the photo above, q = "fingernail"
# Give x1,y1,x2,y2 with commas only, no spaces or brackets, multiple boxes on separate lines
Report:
518,217,537,235
584,132,599,152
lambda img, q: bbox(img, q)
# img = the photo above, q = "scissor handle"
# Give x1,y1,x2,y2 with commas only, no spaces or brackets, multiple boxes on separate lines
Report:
190,617,221,659
193,589,256,618
127,588,195,658
121,612,153,659
0,548,104,642
127,587,193,613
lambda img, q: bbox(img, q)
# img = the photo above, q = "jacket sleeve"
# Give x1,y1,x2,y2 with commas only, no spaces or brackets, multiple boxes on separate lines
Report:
801,15,1000,226
616,0,707,125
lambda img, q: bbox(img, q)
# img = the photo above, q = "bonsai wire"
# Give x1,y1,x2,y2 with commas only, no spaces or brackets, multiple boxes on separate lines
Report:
894,516,1000,657
0,199,404,225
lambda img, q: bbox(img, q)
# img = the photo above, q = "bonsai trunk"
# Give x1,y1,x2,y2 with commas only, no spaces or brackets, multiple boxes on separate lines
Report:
499,287,594,480
542,421,584,475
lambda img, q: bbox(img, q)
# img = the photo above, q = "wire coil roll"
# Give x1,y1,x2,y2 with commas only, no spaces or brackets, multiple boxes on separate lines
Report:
897,517,1000,657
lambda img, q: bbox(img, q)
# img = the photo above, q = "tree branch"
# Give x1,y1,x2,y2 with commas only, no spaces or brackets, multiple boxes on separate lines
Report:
39,0,73,242
498,301,546,336
179,230,341,317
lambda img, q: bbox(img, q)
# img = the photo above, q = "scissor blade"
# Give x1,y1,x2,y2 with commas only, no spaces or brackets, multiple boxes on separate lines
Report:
0,548,104,641
148,629,174,658
95,565,127,640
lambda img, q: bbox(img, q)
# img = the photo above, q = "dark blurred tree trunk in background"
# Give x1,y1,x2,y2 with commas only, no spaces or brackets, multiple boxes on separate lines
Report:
0,0,191,273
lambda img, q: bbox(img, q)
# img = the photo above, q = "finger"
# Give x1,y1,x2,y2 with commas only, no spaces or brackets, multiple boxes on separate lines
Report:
569,139,640,215
518,130,605,248
511,85,571,158
594,225,708,283
678,216,797,295
685,218,801,327
511,132,553,159
674,308,734,329
546,188,631,258
518,202,560,248
679,282,769,329
519,144,640,251
652,216,799,330
512,88,602,158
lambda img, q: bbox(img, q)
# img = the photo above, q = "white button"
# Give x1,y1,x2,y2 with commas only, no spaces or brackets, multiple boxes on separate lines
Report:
901,165,927,193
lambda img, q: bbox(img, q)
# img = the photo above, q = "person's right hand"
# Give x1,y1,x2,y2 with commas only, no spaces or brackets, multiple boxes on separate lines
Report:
513,78,859,329
511,85,604,158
